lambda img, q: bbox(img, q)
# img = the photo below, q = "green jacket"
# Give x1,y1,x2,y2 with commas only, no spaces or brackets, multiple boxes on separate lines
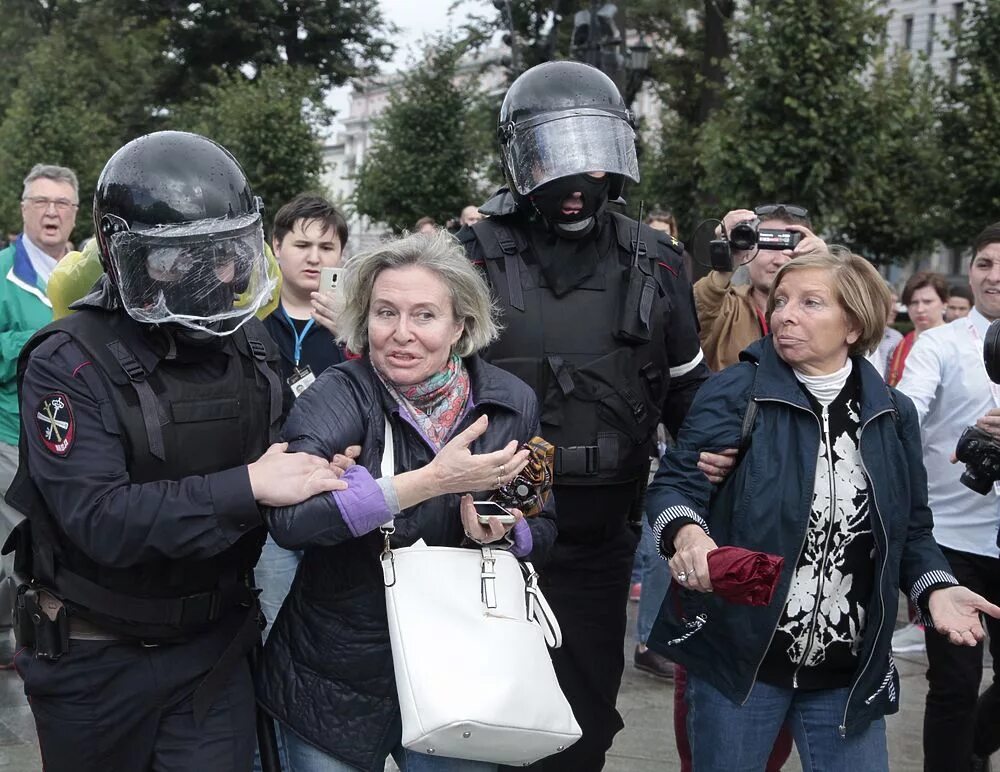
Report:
0,236,54,445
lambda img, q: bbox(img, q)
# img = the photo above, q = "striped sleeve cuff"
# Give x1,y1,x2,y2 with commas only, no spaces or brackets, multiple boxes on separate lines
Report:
652,506,710,560
909,569,959,625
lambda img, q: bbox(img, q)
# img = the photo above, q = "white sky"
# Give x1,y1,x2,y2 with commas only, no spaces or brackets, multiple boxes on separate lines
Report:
326,0,484,130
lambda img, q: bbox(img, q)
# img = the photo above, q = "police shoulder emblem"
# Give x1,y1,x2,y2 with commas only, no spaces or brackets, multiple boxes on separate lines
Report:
35,392,75,456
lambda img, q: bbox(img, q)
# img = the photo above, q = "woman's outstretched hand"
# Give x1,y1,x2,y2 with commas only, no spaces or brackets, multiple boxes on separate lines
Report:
928,586,1000,646
428,415,530,495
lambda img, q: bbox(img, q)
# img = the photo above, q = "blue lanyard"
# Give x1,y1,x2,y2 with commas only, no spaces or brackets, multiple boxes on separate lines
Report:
282,308,315,367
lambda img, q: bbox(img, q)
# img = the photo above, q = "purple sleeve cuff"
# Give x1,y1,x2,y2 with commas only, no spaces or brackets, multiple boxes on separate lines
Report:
509,518,533,558
331,466,392,538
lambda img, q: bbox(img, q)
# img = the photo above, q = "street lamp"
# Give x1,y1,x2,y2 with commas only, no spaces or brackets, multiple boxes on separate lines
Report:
625,36,652,107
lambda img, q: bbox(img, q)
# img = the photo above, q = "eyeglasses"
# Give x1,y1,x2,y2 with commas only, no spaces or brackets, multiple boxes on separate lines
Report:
22,196,78,212
755,204,809,219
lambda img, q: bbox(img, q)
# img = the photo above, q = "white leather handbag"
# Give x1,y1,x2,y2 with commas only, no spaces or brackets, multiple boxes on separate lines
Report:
378,421,581,766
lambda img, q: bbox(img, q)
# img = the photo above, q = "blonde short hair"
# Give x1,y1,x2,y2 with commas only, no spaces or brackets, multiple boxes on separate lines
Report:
338,229,501,357
766,248,891,356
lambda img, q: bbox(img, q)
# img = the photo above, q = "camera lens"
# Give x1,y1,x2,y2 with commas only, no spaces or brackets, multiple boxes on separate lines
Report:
729,221,758,252
961,468,994,495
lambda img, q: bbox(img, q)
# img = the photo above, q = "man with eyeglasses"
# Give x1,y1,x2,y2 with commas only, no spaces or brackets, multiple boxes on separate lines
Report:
0,164,79,660
694,204,826,371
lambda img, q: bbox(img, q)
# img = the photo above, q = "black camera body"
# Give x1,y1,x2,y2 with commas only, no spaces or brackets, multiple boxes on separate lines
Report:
758,228,804,251
956,320,1000,495
956,426,1000,495
729,218,804,252
707,220,805,272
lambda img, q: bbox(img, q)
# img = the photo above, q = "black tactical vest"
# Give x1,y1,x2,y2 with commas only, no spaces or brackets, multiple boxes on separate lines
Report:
7,308,282,639
465,212,675,487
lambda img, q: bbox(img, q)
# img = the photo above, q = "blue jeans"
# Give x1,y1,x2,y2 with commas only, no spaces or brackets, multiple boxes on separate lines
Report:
254,534,302,639
635,519,670,644
686,674,888,772
283,727,497,771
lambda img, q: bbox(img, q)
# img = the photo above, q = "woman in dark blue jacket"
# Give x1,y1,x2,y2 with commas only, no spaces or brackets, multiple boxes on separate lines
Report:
646,251,1000,770
256,231,557,772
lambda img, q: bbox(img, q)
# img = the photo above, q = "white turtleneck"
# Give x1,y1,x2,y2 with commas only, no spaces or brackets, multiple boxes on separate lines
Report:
793,359,853,408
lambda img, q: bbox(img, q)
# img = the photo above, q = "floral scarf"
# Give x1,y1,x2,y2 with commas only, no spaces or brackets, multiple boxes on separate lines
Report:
378,354,471,449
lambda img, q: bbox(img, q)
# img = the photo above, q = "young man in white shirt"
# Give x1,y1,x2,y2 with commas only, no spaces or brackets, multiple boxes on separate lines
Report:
897,221,1000,772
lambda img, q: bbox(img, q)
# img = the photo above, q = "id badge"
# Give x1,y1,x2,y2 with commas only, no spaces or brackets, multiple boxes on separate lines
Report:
288,366,316,398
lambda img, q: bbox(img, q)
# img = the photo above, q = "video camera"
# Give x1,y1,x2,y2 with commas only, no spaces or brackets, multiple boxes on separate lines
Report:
708,218,805,272
957,320,1000,494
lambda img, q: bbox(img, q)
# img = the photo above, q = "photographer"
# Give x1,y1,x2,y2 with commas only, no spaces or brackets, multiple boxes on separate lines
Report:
694,204,826,371
896,221,1000,771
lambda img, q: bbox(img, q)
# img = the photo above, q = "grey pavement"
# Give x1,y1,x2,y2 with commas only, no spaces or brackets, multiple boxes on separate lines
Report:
0,605,994,772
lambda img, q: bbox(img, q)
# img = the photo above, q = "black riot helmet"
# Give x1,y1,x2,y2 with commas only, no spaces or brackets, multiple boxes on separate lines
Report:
93,131,274,337
498,61,639,203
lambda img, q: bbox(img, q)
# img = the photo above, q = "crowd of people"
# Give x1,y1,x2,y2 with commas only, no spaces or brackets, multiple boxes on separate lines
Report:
0,58,998,772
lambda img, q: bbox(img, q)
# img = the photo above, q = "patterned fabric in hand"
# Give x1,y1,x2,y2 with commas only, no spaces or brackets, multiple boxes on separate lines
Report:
380,353,470,449
493,436,554,517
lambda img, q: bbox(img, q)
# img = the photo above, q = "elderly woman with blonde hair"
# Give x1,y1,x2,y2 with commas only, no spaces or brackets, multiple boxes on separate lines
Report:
644,249,1000,770
256,230,557,772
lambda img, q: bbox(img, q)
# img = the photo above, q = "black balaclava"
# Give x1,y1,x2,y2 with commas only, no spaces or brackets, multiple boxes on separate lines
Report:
528,173,610,240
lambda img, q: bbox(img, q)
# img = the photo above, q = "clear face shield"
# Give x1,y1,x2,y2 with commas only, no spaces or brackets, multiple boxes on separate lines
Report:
106,212,275,336
502,109,640,196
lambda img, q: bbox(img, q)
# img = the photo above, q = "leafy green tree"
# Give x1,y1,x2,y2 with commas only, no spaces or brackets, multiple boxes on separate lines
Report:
698,0,887,225
353,39,496,232
0,10,164,238
172,66,333,216
837,54,945,263
628,0,736,239
938,0,1000,246
118,0,395,101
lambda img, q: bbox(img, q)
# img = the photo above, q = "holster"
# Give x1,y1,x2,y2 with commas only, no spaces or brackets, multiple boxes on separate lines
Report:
16,587,69,660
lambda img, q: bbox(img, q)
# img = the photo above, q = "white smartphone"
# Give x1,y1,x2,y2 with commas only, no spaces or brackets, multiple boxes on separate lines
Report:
473,500,516,525
319,266,343,295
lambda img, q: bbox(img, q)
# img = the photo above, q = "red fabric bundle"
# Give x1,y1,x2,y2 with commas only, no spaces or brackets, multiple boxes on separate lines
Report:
707,546,784,607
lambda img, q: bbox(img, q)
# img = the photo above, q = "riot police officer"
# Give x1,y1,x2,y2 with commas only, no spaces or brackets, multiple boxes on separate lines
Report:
458,62,710,770
3,131,343,771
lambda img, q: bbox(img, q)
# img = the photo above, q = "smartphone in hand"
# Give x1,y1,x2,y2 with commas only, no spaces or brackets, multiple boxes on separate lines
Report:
319,267,342,295
473,500,516,525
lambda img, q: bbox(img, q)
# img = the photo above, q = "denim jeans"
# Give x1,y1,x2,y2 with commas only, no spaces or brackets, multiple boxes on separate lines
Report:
252,719,290,772
254,534,302,639
686,674,888,771
635,519,670,644
283,727,497,772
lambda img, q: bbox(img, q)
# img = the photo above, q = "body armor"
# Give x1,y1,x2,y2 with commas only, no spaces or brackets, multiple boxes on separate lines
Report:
6,308,281,640
465,211,680,487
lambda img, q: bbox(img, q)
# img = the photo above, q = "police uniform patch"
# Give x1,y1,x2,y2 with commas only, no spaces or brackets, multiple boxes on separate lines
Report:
35,392,75,456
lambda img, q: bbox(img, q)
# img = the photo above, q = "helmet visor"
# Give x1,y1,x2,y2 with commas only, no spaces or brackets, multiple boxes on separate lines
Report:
504,110,639,196
107,213,276,336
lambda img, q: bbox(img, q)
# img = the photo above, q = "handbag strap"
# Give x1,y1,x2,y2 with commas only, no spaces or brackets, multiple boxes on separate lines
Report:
521,561,562,649
379,418,397,582
380,417,396,534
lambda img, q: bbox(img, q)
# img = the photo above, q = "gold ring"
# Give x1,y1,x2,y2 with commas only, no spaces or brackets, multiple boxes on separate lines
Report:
497,475,503,489
499,464,506,477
